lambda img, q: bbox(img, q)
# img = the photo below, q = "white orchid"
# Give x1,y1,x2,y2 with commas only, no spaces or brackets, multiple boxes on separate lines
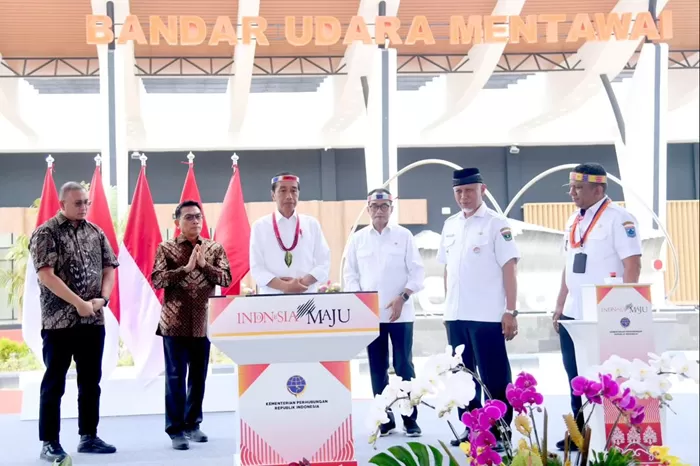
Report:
597,352,698,402
621,374,671,399
366,397,390,433
433,371,477,418
648,352,675,373
396,398,415,417
409,375,438,403
628,358,655,381
669,353,699,382
599,354,632,379
380,374,411,402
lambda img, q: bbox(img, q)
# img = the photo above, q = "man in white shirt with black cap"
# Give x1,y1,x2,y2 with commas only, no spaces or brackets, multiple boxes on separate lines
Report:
343,188,425,437
438,168,520,451
552,163,642,452
249,172,331,295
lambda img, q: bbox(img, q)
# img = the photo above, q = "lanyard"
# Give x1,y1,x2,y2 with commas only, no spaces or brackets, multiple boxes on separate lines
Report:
569,198,610,248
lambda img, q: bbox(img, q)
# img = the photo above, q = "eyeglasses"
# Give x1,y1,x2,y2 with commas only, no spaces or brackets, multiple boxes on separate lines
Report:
183,214,203,222
73,200,91,208
369,204,391,212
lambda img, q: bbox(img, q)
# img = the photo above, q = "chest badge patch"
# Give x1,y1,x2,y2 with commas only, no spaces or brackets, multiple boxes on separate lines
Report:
500,227,513,241
473,246,481,254
623,221,636,238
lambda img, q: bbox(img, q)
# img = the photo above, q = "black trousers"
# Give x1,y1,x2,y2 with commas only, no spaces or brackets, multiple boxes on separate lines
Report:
367,322,417,421
559,315,584,428
163,336,211,437
445,320,513,436
39,324,105,442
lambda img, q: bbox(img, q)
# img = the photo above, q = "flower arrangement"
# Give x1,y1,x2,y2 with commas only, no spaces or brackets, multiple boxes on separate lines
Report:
288,458,310,466
318,280,342,293
367,346,698,466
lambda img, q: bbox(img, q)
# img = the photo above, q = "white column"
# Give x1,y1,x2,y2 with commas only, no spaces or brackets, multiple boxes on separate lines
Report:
616,43,668,232
96,36,129,219
615,42,668,306
364,47,398,220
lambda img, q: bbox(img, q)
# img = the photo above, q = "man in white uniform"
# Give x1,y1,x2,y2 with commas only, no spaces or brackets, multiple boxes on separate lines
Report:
249,172,331,295
437,168,520,451
343,188,425,437
552,163,642,451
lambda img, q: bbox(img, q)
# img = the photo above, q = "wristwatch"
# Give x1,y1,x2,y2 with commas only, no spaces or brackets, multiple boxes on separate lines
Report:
505,309,519,317
101,296,110,308
399,292,410,302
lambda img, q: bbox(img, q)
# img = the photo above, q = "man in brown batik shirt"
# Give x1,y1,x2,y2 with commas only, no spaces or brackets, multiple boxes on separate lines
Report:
152,200,231,451
29,182,119,463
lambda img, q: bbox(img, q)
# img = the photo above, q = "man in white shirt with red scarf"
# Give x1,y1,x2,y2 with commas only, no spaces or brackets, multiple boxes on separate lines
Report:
249,172,331,295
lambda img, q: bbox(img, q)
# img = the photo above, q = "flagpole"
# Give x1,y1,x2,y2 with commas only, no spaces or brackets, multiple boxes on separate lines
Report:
137,151,148,167
232,152,239,175
46,154,54,169
187,151,195,165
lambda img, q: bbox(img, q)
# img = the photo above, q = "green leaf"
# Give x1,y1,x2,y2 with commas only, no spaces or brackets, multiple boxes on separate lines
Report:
429,445,445,465
407,442,431,466
369,452,403,466
387,445,419,466
437,440,461,466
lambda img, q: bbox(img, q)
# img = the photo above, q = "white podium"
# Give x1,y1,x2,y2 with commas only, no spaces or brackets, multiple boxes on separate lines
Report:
208,291,380,466
560,283,675,461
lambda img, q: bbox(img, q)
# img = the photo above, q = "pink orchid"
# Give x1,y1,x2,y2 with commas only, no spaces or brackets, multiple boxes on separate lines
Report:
571,376,604,404
483,399,507,420
475,447,503,466
472,430,498,449
615,388,637,411
600,373,621,398
507,374,544,414
462,410,494,432
630,405,645,425
515,372,538,390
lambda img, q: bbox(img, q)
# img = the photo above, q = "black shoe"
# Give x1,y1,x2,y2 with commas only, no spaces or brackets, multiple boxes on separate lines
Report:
171,433,190,450
402,418,422,437
450,428,470,447
556,438,579,452
185,428,208,443
40,441,68,462
77,435,117,454
380,411,396,437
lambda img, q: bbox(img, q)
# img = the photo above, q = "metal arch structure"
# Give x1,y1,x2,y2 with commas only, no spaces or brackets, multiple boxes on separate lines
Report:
503,163,681,301
338,158,504,288
337,160,681,302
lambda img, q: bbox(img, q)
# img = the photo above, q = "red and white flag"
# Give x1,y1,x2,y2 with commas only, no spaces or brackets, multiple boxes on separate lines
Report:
173,152,209,239
214,155,250,298
118,157,165,381
22,156,60,366
85,156,120,380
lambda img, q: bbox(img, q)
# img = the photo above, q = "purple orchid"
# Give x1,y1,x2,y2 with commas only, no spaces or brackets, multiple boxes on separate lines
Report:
506,372,544,414
630,405,645,425
514,372,538,390
600,374,620,398
615,388,637,411
571,376,604,404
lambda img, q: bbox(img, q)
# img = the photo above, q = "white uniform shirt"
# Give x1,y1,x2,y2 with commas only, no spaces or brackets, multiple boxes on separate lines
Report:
563,196,643,320
249,211,331,295
437,203,521,323
343,224,425,323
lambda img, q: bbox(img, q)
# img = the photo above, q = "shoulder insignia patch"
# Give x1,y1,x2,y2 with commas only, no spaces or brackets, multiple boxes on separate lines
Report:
500,227,513,241
623,221,636,238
